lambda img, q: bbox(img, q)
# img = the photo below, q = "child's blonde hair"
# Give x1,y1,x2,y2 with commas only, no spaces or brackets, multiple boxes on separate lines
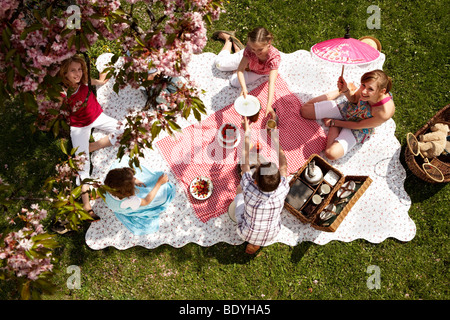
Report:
104,167,136,199
59,55,88,88
247,27,273,44
361,69,392,93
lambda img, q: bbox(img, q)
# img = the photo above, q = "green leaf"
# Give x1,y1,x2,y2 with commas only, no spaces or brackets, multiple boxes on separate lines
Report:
78,209,94,221
193,108,201,121
134,35,145,47
33,9,43,23
84,19,97,35
72,185,82,198
6,68,14,88
22,92,38,111
54,201,68,208
182,105,191,119
151,121,161,138
204,14,212,26
4,48,16,61
70,146,79,155
60,139,69,155
113,82,120,94
67,34,76,50
89,13,107,21
32,233,57,242
46,6,52,20
80,32,90,50
2,28,11,49
34,277,57,295
20,281,31,300
167,120,181,132
20,24,43,40
75,34,81,51
52,119,60,137
113,8,127,15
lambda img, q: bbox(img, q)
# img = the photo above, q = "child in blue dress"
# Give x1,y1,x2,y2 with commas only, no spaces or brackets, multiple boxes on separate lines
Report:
103,166,176,235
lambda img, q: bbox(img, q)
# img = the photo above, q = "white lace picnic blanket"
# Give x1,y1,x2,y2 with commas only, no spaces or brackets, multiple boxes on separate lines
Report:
85,50,416,250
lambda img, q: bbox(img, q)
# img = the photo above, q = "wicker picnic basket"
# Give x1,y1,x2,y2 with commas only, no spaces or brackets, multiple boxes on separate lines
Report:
404,104,450,183
311,175,372,232
284,154,372,232
284,154,344,224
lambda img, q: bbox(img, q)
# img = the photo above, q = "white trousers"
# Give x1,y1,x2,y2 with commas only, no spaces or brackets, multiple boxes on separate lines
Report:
70,112,122,183
214,50,268,88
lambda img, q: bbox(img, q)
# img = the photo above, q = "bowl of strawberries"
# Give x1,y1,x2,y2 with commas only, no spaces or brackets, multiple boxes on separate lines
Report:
218,123,240,149
189,176,213,200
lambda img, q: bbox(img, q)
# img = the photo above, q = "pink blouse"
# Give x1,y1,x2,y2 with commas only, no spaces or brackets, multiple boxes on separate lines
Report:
243,45,281,75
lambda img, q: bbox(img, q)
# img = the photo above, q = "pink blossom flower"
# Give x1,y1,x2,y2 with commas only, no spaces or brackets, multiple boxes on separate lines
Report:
0,205,56,282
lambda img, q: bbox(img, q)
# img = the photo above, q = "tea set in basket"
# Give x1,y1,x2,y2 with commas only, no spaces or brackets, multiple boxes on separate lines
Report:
284,154,372,232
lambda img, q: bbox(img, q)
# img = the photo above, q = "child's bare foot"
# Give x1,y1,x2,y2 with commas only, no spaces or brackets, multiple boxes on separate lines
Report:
218,33,242,52
218,32,232,42
81,187,100,222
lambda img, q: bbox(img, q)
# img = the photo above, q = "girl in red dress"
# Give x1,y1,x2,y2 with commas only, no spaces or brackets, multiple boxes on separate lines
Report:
59,55,123,220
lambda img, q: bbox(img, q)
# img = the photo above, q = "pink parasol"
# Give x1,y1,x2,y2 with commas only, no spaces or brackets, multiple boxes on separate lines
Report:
311,27,381,76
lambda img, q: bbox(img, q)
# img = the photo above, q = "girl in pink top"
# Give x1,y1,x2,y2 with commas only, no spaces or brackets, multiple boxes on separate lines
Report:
214,27,281,120
59,55,123,220
301,69,395,160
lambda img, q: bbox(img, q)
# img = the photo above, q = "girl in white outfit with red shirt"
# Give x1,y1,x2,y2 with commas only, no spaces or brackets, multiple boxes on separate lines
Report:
59,55,123,220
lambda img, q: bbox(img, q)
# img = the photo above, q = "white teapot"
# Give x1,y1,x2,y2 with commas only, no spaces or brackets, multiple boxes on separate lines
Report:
304,160,323,186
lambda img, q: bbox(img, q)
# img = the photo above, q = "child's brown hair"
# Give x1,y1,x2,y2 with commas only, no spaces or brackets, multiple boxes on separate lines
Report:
361,69,392,93
252,162,280,192
59,55,88,88
247,27,273,45
104,167,136,199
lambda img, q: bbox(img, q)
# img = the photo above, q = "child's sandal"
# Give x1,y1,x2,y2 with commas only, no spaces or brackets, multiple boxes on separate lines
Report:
212,30,236,41
51,220,71,235
230,36,245,50
87,209,100,222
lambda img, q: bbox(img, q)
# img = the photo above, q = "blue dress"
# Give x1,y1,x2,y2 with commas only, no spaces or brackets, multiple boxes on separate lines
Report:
104,161,176,235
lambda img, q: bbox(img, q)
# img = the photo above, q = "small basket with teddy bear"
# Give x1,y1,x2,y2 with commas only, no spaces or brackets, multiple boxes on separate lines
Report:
405,104,450,183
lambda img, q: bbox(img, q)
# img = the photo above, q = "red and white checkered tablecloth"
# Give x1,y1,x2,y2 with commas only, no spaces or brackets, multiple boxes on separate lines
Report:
156,76,326,222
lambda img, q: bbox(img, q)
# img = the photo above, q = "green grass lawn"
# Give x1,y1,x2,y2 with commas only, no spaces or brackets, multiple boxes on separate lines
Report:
0,0,448,302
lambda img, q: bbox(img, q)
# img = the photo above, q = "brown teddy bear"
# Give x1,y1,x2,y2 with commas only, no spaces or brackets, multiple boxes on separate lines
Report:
418,123,449,158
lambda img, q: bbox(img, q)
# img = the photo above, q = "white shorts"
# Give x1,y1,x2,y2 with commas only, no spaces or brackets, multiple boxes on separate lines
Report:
214,50,268,88
314,100,357,155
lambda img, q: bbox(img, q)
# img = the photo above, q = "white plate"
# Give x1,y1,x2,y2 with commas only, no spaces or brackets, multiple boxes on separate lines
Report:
218,123,239,142
234,95,261,116
189,176,213,200
218,133,241,149
227,200,237,223
337,180,356,198
320,204,336,221
217,123,241,149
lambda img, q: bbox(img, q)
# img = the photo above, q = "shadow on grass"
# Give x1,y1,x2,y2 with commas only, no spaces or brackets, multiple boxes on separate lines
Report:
399,145,448,202
57,226,316,270
0,99,63,196
290,242,313,263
